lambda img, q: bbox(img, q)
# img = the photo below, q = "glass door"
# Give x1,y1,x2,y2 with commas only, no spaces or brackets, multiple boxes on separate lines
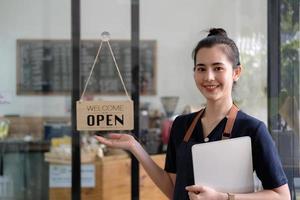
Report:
0,0,71,199
269,0,300,199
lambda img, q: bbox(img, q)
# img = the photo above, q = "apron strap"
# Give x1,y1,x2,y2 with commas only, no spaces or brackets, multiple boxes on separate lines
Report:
183,104,239,142
222,104,239,139
183,109,205,142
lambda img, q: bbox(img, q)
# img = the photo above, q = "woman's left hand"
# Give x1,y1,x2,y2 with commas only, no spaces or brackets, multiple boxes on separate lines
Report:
185,185,226,200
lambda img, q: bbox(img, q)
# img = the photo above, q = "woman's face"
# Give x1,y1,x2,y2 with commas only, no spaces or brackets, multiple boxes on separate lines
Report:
194,45,241,103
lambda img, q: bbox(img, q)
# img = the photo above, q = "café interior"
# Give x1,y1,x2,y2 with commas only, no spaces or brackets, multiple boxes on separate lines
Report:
0,0,299,199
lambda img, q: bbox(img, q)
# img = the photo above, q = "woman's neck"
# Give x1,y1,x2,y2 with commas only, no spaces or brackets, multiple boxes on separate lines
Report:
204,98,233,120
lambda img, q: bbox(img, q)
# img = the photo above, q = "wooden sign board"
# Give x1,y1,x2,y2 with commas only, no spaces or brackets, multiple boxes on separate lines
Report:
76,100,134,131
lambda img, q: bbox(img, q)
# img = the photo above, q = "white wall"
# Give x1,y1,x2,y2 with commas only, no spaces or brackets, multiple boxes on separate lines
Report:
0,0,268,122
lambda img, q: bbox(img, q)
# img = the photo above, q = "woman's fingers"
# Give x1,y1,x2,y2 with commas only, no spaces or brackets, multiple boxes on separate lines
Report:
188,191,197,199
186,185,205,192
108,133,123,139
94,133,133,150
94,135,113,146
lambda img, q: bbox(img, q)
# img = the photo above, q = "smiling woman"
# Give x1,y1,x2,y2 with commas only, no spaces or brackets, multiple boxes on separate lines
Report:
95,28,291,200
193,46,241,105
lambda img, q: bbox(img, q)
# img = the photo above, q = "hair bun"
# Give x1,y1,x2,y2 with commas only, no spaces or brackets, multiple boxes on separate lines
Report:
207,28,227,37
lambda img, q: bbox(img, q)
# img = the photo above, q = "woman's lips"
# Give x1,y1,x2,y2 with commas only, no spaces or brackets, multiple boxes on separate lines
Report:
203,84,219,92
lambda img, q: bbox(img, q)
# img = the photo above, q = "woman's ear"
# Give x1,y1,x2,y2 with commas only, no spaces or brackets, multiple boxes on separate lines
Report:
233,65,242,81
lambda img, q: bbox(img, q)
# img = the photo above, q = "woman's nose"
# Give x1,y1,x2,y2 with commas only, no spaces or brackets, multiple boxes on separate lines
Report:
205,70,215,81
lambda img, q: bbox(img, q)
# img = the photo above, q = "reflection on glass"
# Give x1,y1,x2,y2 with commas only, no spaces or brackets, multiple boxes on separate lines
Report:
234,34,267,122
0,119,9,140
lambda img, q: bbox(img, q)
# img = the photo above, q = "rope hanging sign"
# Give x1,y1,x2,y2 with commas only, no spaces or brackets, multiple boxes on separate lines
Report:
76,32,134,131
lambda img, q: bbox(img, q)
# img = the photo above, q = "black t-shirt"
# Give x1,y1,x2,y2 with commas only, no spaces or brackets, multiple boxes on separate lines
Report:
164,110,288,200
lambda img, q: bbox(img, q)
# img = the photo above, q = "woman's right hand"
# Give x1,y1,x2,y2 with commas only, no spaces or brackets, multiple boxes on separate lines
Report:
94,133,136,151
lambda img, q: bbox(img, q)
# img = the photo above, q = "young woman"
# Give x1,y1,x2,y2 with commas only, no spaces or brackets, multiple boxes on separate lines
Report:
95,28,290,200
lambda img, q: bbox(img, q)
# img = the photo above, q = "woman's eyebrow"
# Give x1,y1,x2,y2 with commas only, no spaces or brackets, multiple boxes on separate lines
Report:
196,62,224,67
211,62,224,66
195,63,205,67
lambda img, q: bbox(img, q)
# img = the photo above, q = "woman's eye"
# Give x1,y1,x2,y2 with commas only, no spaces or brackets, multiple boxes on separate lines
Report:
215,67,223,71
195,67,205,72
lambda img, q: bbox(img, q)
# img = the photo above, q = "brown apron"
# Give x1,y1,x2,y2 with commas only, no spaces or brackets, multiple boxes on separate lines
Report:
183,104,239,142
172,104,240,199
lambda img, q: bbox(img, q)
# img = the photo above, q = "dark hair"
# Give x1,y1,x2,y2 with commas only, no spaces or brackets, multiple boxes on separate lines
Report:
192,28,240,68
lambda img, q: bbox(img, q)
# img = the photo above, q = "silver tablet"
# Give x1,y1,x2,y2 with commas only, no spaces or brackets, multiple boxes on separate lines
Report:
192,136,254,193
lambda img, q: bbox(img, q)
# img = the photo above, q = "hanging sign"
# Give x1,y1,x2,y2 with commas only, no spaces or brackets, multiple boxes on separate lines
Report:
76,31,134,131
76,100,133,131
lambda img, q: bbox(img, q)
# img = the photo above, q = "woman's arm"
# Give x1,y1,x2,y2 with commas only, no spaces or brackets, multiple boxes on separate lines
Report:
95,133,175,199
186,184,290,200
234,184,290,200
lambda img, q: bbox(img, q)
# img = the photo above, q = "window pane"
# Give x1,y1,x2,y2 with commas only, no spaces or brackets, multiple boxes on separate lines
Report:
0,1,71,200
276,0,300,198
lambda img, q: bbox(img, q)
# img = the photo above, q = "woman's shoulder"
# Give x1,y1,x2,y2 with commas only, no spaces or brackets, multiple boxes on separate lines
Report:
168,111,202,142
234,110,267,134
175,111,199,120
236,110,264,127
234,110,269,137
173,109,203,124
170,110,203,132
